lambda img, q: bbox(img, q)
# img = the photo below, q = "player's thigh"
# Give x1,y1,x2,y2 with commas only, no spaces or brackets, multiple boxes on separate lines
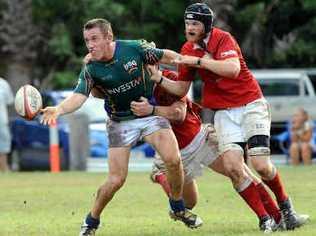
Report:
214,109,244,155
144,128,180,162
107,146,131,179
208,155,228,177
106,119,141,147
242,98,271,140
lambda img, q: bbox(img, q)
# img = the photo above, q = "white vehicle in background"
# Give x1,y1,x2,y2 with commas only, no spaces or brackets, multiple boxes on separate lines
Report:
253,69,316,133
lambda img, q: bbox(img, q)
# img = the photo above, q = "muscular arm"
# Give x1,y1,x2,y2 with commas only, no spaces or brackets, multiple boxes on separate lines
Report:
41,93,88,125
130,96,187,123
56,93,88,115
199,56,241,79
159,49,182,65
155,101,187,123
147,66,191,97
176,55,240,79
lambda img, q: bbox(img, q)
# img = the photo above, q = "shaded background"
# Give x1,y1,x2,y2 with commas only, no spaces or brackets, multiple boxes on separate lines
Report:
0,0,315,94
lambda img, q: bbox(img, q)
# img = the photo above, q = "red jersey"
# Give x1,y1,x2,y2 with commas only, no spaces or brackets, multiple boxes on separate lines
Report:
154,70,202,149
178,27,262,109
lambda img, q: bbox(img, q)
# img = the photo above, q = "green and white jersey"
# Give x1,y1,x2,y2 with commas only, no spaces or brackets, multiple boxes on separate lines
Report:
74,39,163,121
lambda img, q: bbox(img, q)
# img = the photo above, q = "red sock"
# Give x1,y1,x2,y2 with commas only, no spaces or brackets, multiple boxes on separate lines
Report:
262,171,288,204
155,174,171,197
239,181,268,219
256,182,282,223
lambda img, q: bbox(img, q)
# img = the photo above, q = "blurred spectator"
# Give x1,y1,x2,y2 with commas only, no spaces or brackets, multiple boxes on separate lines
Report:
289,108,314,165
0,77,14,172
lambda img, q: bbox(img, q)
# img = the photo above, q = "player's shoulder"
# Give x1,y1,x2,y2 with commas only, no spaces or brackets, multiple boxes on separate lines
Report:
180,41,195,54
80,64,95,78
212,27,232,40
118,39,153,49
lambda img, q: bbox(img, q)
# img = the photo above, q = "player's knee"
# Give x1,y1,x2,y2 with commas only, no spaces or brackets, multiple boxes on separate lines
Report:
228,165,246,183
253,163,271,177
301,142,310,153
107,175,126,191
222,151,245,182
247,135,270,158
290,142,299,151
164,154,181,170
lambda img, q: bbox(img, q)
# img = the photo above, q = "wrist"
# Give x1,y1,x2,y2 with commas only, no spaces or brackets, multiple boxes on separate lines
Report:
151,105,156,115
56,106,63,116
157,76,164,85
152,70,162,83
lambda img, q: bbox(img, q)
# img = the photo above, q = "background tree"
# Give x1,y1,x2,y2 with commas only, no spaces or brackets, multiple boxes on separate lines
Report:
0,0,40,93
0,0,315,92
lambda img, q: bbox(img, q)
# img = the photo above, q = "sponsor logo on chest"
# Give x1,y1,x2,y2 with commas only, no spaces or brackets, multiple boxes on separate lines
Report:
123,60,138,74
107,77,142,95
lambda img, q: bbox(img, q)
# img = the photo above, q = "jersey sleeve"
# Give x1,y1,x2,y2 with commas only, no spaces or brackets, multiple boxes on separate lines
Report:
216,33,239,60
178,43,196,81
136,39,164,65
73,65,94,96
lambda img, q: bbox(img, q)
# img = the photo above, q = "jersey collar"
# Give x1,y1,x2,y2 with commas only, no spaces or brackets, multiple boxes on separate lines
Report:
193,32,211,50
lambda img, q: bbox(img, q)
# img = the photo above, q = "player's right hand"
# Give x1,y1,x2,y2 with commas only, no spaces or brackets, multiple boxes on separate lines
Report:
146,65,162,83
40,106,60,126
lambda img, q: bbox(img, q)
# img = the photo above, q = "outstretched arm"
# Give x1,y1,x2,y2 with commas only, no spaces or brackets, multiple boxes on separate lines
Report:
40,93,88,125
159,49,182,65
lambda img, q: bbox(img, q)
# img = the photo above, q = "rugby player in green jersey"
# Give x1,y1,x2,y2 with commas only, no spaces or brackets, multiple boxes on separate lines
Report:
40,18,201,236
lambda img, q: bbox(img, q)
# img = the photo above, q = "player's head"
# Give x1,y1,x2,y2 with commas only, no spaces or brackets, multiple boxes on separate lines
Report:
184,3,214,42
83,18,113,60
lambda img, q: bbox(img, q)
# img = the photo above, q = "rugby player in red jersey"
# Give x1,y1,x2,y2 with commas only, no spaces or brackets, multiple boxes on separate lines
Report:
132,65,283,233
148,3,309,232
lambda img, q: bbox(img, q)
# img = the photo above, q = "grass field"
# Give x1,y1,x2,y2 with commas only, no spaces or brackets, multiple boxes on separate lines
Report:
1,165,315,236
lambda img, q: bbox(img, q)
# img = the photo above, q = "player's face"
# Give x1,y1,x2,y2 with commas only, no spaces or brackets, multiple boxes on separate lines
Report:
84,27,109,60
185,20,205,43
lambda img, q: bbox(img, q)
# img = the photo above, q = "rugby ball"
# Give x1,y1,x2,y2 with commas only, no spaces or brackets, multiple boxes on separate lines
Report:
15,85,43,120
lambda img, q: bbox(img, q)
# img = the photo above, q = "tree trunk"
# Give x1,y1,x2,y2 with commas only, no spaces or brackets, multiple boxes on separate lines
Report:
6,61,31,94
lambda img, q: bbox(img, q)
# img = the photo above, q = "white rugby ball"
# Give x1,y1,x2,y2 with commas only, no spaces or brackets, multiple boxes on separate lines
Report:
15,85,43,120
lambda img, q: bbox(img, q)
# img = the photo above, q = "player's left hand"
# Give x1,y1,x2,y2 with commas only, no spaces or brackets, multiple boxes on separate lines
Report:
130,96,154,116
146,65,162,83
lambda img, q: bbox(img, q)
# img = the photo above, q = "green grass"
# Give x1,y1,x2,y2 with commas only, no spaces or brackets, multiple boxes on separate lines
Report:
0,166,315,236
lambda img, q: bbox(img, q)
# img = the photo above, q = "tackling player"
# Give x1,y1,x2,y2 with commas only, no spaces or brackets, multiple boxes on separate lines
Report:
149,3,309,231
131,65,284,233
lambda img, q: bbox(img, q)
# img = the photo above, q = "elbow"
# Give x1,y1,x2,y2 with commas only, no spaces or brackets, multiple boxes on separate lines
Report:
171,108,186,123
178,86,189,97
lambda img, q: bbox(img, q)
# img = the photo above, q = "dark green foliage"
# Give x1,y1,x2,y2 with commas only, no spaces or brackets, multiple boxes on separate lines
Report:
0,0,315,89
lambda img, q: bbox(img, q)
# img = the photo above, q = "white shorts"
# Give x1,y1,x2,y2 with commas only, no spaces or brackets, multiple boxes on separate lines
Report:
214,98,271,155
106,116,170,147
152,124,219,183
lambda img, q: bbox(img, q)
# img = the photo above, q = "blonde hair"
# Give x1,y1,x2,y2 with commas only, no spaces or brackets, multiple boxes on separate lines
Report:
84,18,113,38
